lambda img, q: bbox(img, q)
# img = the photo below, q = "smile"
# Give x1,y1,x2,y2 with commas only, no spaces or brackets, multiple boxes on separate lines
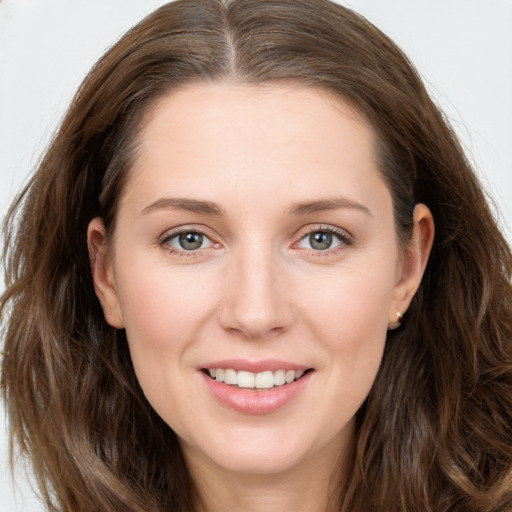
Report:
201,366,314,415
206,368,306,389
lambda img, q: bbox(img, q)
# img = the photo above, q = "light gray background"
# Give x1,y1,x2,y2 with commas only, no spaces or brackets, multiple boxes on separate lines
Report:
1,1,511,510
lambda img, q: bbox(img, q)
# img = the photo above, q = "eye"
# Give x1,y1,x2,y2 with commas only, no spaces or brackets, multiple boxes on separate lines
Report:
166,231,213,251
298,229,347,251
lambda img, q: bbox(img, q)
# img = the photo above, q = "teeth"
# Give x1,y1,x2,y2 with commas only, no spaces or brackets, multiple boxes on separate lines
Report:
255,371,274,389
209,368,307,389
274,369,286,386
224,369,237,385
237,370,255,388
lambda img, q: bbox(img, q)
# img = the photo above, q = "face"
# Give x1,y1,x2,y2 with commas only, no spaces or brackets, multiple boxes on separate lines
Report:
89,83,430,478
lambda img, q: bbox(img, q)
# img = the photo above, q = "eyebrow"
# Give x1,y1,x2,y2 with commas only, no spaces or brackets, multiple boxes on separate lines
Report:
288,197,372,217
141,196,371,218
141,197,225,216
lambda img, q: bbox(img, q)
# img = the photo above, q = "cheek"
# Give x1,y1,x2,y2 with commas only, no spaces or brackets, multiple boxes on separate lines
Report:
114,267,220,424
303,254,396,342
301,254,397,394
114,263,220,385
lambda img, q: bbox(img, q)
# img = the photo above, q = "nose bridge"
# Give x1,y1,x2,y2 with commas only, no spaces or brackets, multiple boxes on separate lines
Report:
220,237,292,338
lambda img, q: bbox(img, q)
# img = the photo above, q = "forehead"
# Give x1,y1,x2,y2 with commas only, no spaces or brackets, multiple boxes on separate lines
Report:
122,82,389,214
137,82,371,155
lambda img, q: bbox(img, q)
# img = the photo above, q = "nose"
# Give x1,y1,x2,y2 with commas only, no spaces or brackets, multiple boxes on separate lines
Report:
219,244,294,339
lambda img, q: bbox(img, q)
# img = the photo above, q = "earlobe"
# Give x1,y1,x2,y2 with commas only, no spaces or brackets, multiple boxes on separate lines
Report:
389,203,434,328
388,311,403,330
87,217,125,329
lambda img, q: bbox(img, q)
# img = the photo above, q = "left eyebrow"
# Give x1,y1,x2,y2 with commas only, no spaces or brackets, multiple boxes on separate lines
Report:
141,197,225,216
288,197,373,217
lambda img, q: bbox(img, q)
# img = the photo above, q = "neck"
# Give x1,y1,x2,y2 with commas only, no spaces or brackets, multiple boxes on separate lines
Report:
183,435,353,512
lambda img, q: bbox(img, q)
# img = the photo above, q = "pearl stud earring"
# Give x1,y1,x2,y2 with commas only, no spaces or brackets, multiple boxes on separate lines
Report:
388,311,403,330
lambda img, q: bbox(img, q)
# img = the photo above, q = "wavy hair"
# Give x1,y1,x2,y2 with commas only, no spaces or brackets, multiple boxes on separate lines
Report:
2,0,512,510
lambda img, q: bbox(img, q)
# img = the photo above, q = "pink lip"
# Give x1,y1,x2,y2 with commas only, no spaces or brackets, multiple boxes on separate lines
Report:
200,367,313,415
201,358,309,373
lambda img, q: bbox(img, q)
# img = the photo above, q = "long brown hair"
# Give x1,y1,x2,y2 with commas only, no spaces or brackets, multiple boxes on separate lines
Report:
2,1,512,510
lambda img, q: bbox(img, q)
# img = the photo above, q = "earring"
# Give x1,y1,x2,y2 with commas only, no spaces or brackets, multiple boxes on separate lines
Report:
388,311,403,330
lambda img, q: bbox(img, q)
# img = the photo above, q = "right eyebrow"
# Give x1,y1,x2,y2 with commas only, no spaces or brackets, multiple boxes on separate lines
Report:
288,197,372,217
140,197,225,216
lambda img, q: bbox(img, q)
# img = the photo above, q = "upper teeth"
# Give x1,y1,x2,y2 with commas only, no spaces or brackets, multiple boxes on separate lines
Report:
208,368,305,389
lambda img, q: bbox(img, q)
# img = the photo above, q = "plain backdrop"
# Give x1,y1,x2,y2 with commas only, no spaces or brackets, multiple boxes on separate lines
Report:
1,1,511,510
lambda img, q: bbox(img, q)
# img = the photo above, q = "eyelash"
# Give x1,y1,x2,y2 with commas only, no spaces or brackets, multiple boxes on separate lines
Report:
295,225,353,255
159,226,219,258
158,225,353,258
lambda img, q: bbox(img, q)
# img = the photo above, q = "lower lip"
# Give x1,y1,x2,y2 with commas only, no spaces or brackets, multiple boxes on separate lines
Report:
201,371,313,415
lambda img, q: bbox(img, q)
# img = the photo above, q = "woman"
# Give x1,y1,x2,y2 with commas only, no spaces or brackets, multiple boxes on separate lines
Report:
2,0,512,510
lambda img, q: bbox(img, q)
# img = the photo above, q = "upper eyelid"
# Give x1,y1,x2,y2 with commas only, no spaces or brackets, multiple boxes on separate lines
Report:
159,224,217,242
295,224,353,241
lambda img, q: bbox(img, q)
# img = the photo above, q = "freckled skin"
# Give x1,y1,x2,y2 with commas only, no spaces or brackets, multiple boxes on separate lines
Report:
89,83,433,511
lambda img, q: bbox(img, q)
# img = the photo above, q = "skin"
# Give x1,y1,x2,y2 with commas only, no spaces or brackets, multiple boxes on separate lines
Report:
88,83,434,512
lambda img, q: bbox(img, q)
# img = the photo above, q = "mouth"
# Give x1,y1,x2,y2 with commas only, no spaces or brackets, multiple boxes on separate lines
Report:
200,361,314,414
202,367,312,390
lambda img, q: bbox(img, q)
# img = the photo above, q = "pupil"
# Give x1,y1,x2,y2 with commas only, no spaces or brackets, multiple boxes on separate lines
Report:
179,232,203,250
310,232,332,250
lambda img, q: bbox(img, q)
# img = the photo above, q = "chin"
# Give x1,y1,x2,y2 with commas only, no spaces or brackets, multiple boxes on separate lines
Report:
181,424,339,477
203,446,309,476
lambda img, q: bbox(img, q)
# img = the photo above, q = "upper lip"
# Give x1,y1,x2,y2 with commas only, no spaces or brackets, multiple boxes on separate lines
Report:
200,358,311,373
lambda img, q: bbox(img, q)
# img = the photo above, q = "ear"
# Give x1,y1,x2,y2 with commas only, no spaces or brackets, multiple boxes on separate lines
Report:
87,217,125,329
388,203,434,329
